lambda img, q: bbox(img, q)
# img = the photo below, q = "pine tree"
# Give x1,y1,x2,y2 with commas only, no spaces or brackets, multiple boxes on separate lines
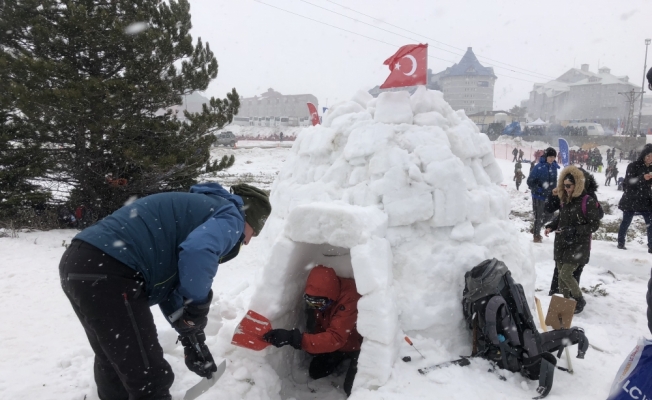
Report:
206,154,235,173
0,0,239,219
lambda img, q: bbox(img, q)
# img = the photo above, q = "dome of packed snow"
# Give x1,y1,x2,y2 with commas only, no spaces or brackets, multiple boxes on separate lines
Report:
239,86,534,395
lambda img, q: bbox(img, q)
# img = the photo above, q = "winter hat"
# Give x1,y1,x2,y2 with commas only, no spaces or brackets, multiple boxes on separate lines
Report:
545,147,557,158
230,184,271,236
638,144,652,163
563,173,575,184
557,165,585,203
305,265,340,301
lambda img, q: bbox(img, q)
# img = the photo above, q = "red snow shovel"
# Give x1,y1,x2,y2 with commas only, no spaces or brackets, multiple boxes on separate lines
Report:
231,310,272,351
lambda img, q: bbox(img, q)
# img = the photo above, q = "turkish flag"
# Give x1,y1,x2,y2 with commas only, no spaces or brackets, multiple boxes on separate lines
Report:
307,102,320,126
380,44,428,89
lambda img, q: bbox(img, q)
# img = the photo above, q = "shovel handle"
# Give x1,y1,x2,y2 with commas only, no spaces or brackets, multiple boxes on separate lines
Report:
405,336,414,346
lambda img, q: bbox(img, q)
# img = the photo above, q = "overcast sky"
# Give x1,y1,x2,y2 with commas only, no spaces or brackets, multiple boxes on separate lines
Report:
187,0,652,113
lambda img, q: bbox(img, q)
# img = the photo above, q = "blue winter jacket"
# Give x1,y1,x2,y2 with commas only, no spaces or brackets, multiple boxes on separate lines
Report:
75,182,245,323
527,157,560,201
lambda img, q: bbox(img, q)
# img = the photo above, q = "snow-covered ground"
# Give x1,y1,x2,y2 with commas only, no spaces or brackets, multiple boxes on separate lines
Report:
1,146,650,400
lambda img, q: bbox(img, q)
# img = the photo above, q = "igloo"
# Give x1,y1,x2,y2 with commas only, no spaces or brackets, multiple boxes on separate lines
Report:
246,87,534,395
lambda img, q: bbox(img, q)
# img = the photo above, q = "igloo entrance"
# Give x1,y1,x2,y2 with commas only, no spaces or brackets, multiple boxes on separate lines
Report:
248,202,398,395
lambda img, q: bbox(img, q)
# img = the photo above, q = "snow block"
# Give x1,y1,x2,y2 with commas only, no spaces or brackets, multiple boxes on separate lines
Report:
344,124,394,162
432,188,466,227
356,290,399,344
382,187,434,227
248,237,304,319
410,85,437,114
350,237,393,295
297,127,338,158
284,202,387,248
413,110,450,128
354,338,397,389
450,220,475,241
351,89,374,109
322,100,365,127
466,189,491,224
374,91,413,125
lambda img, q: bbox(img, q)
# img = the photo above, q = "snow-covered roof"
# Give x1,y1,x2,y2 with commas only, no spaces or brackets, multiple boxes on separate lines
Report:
569,72,636,87
438,47,496,78
532,80,570,97
527,118,548,126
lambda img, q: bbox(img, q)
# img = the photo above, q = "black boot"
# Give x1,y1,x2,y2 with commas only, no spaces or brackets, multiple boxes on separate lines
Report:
574,296,586,314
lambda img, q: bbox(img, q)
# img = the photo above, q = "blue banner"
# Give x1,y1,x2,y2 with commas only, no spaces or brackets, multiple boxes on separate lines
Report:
608,338,652,400
559,138,569,167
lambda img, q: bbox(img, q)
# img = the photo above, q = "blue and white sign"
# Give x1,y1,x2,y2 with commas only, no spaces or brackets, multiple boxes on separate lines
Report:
559,138,569,167
608,338,652,400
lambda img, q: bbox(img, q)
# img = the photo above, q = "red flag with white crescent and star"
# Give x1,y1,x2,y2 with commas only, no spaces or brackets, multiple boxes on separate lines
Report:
380,44,428,89
307,102,320,126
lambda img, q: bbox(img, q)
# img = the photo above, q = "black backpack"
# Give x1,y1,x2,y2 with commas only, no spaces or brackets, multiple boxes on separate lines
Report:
462,259,589,399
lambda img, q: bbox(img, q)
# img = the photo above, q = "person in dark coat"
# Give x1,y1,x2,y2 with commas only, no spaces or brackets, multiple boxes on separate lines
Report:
514,168,526,191
59,182,271,399
545,167,600,295
264,266,362,397
527,147,560,243
512,147,519,162
617,144,652,252
648,268,652,334
545,166,602,313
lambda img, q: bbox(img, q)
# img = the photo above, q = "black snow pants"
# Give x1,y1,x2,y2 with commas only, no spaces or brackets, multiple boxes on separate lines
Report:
309,350,360,397
549,264,584,296
59,240,174,400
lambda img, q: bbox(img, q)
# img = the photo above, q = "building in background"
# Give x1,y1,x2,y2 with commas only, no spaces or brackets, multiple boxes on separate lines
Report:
467,110,517,133
235,88,318,126
432,47,496,114
525,64,637,129
369,47,496,115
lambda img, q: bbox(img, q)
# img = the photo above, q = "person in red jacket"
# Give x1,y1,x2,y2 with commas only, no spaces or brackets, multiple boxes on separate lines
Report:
264,265,363,397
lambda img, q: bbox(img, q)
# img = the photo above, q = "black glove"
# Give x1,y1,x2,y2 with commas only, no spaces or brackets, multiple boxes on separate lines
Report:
263,328,302,350
173,290,212,336
180,331,218,378
561,226,577,243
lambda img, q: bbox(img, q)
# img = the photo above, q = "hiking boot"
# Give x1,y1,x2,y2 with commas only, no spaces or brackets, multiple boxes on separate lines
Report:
533,235,542,243
617,243,627,250
649,248,652,254
574,296,586,314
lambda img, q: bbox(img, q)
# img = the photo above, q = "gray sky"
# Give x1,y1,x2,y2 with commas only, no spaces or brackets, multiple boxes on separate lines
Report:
188,0,652,112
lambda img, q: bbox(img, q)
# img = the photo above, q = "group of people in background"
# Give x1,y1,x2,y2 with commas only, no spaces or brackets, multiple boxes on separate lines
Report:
521,132,652,319
511,147,524,162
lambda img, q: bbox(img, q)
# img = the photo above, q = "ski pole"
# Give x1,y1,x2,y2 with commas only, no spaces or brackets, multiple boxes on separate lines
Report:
404,336,426,359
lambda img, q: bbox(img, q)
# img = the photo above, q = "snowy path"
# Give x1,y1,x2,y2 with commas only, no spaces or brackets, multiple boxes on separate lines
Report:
0,152,649,400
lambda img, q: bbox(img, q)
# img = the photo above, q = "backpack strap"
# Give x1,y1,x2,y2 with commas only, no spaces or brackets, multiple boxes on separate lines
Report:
581,194,589,216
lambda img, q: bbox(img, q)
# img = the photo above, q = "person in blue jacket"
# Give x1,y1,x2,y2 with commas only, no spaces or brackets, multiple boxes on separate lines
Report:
59,182,271,400
527,147,560,243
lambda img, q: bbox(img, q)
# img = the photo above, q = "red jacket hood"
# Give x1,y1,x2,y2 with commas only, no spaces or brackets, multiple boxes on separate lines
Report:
305,265,340,301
